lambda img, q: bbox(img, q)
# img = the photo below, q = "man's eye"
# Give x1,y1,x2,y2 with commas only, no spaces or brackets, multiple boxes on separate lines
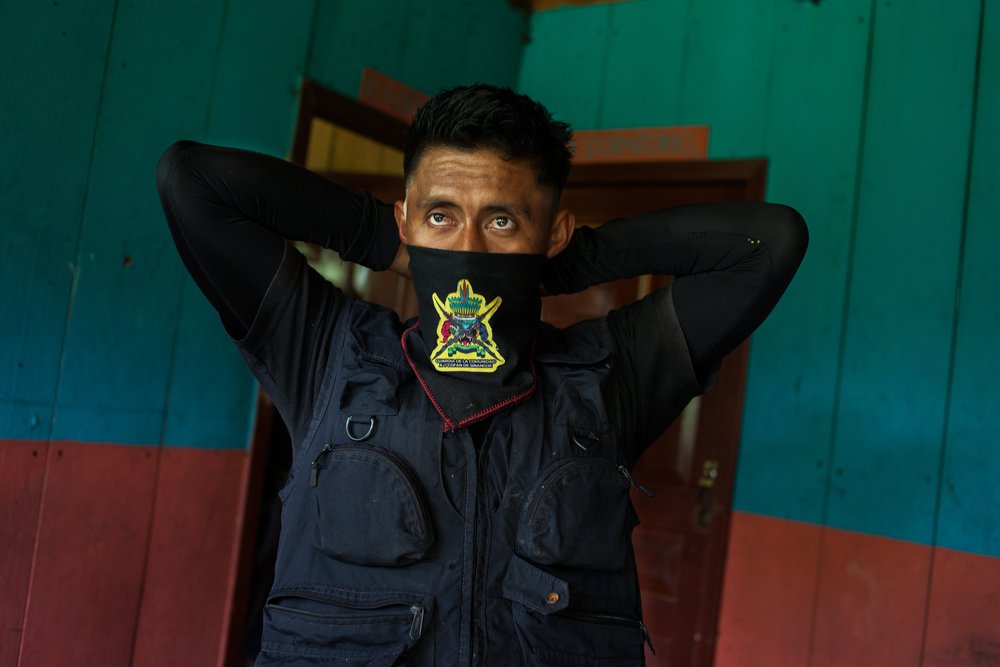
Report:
491,216,512,229
430,213,448,225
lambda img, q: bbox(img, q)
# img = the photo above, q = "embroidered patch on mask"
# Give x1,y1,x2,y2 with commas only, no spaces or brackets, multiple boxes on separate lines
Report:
429,279,505,373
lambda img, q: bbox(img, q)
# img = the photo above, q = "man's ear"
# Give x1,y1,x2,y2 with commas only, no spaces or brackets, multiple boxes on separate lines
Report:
394,200,408,244
546,209,575,258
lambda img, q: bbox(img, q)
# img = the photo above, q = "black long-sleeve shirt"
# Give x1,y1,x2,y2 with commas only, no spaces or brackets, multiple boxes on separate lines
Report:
156,140,807,458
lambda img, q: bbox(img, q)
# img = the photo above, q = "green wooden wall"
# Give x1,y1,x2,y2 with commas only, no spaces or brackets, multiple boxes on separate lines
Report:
518,0,997,558
0,0,315,449
306,0,525,97
0,0,526,450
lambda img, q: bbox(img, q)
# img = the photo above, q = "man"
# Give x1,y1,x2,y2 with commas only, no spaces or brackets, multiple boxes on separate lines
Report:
157,84,806,666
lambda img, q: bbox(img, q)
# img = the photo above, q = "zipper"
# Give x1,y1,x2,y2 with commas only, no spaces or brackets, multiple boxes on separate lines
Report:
308,443,433,539
269,589,426,640
408,604,424,639
558,609,656,655
521,458,602,522
617,464,656,497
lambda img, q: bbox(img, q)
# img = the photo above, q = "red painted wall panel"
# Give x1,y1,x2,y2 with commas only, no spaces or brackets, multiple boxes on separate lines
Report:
18,441,158,667
810,528,930,666
0,440,49,666
132,447,247,667
715,511,821,667
923,547,1000,666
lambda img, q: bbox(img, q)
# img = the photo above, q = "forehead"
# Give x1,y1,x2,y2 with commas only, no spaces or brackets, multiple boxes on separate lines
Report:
407,147,539,199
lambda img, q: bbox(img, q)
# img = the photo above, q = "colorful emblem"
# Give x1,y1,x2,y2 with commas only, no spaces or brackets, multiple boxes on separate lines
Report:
429,279,504,373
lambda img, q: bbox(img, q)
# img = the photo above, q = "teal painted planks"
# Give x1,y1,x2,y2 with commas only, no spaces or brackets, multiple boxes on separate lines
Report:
938,2,1000,559
307,0,410,97
735,1,872,524
162,284,258,450
164,0,316,450
51,0,227,445
203,0,316,155
0,0,117,440
826,1,981,544
396,0,476,93
517,4,611,130
308,0,524,102
598,0,690,129
457,0,526,89
676,0,776,158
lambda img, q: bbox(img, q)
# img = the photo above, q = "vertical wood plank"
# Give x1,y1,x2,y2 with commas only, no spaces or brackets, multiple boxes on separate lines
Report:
936,0,1000,560
306,0,409,97
517,4,611,129
458,1,527,88
161,284,257,450
826,0,980,545
811,529,931,666
0,0,116,441
50,0,226,446
18,441,158,666
132,447,248,667
165,0,315,451
676,0,775,157
715,512,821,667
598,0,691,129
735,0,871,525
396,0,470,94
923,548,1000,666
0,440,49,666
202,0,315,155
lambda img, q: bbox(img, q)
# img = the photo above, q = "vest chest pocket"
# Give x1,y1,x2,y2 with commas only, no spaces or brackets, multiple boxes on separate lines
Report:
311,444,434,567
515,458,637,570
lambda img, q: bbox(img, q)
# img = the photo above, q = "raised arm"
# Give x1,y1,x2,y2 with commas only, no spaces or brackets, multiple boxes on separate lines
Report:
155,140,400,338
543,202,808,457
155,141,402,443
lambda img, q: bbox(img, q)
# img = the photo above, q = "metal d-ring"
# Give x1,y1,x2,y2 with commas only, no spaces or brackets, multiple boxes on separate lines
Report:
345,415,375,442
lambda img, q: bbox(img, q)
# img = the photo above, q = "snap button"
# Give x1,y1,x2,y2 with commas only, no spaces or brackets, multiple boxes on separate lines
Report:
545,592,561,605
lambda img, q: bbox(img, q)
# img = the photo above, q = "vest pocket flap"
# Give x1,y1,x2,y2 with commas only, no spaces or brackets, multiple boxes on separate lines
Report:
516,459,633,570
339,360,406,416
261,587,430,662
502,554,569,615
312,445,434,566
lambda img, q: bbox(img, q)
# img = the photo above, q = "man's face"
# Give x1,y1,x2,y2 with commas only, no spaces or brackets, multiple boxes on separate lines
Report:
395,146,574,257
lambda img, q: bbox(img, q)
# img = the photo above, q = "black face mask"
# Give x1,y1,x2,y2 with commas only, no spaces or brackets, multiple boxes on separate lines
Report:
403,245,545,430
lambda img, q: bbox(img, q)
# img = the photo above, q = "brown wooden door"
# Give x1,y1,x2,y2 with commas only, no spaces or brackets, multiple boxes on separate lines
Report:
332,159,765,667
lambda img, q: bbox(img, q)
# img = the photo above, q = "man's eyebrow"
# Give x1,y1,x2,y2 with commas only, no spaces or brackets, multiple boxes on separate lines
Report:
416,198,533,219
483,202,532,218
417,197,459,211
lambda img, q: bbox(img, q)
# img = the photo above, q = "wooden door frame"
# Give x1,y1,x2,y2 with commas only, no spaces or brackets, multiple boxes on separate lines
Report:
230,77,768,667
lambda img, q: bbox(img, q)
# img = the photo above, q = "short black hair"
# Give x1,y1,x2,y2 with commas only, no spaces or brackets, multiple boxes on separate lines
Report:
403,84,574,196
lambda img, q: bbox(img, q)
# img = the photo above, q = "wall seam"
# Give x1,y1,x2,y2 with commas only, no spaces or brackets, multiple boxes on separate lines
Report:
593,3,614,129
301,0,322,84
16,0,122,662
127,0,231,660
917,0,986,663
805,0,878,663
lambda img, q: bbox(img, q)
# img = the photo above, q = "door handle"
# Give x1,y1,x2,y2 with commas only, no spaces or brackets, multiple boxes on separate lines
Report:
694,459,719,531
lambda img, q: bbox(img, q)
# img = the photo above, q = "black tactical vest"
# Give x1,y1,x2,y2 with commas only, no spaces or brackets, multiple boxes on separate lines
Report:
256,301,653,666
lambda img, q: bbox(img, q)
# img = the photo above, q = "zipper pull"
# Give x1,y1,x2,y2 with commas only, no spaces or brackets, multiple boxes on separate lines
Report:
639,620,656,655
309,445,333,487
618,465,656,497
409,604,425,639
